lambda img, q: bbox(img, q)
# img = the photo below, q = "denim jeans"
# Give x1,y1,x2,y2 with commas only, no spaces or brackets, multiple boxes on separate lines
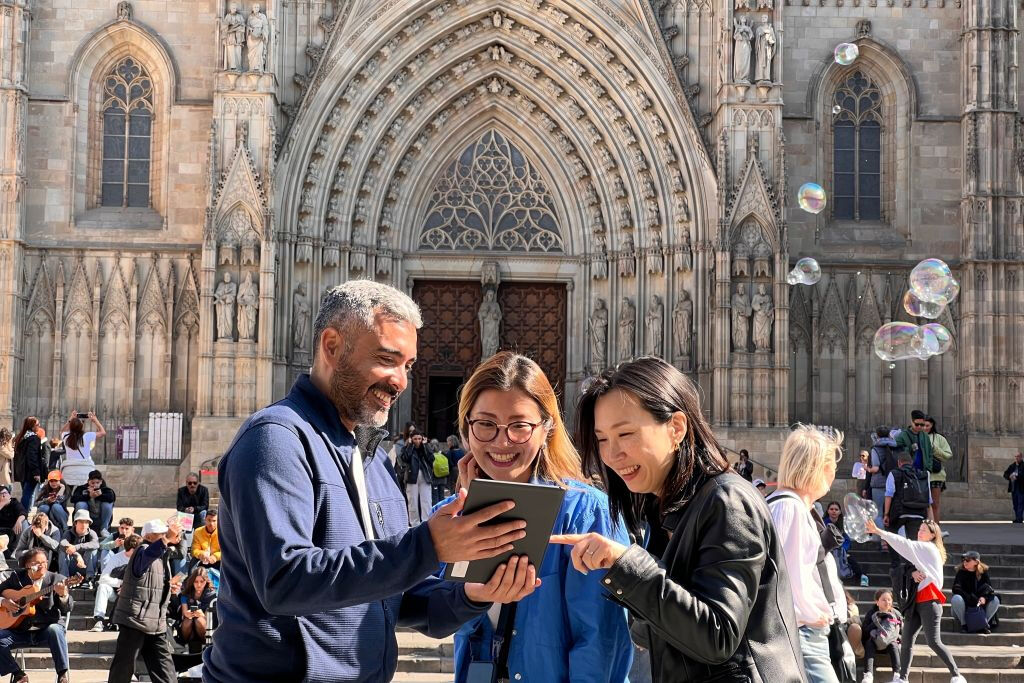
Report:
798,625,839,683
93,578,119,619
871,488,886,529
58,547,96,578
37,503,68,532
950,594,1000,626
1012,489,1024,523
19,480,37,512
0,624,69,675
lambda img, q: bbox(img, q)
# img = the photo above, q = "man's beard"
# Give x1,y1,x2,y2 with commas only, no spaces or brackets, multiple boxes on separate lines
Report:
328,354,397,428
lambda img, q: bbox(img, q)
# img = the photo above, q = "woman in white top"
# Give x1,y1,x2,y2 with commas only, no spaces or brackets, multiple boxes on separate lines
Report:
767,425,846,683
865,517,964,683
59,412,106,487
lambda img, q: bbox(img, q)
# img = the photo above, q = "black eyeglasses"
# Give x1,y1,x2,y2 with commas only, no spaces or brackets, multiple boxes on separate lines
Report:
913,422,927,428
186,482,198,486
467,419,545,444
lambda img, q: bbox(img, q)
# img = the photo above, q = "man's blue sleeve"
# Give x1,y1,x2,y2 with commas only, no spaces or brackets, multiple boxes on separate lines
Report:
133,539,167,578
221,422,442,617
396,578,489,638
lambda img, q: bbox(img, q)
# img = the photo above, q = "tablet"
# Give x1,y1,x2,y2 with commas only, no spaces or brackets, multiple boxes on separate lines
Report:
443,479,566,584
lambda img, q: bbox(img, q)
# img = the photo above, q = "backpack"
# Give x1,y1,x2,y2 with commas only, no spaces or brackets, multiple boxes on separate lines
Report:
871,610,902,649
894,465,930,512
875,443,903,479
890,563,919,613
432,452,450,478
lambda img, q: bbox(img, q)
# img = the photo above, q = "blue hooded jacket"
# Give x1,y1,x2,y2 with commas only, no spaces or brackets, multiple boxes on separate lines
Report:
436,480,633,682
203,375,488,682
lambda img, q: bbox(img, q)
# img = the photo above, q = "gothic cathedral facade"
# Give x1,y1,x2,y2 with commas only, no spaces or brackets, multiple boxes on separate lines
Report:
1,0,1021,511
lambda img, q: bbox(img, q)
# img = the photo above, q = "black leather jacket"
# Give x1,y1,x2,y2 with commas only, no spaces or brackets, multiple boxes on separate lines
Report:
602,473,806,682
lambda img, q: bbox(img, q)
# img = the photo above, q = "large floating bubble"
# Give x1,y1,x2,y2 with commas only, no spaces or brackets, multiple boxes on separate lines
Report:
843,492,878,544
912,323,953,358
834,43,860,66
909,258,960,305
873,322,918,361
798,183,827,214
787,257,822,286
832,104,842,115
903,290,945,320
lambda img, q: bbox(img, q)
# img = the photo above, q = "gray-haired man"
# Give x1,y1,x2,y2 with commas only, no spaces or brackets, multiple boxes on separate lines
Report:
204,280,539,683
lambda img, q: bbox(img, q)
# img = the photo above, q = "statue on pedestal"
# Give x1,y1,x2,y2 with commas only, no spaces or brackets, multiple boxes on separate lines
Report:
731,283,752,351
478,289,502,359
618,297,636,360
214,272,237,341
237,271,259,341
246,3,269,73
733,17,753,84
221,2,245,71
645,295,664,357
589,298,609,370
673,290,693,357
755,16,777,84
293,283,310,351
752,283,774,351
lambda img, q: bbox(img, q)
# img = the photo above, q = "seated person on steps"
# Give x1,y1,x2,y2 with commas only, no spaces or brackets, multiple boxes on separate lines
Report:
92,534,142,632
0,548,73,683
190,509,220,571
176,474,209,532
69,470,116,539
58,509,99,582
32,472,67,533
12,513,60,567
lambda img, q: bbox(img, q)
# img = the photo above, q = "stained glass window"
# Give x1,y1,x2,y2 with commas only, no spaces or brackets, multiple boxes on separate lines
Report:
101,57,153,207
832,71,882,221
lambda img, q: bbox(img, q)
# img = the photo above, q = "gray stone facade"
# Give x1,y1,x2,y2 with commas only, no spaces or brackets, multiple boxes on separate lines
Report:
1,0,1021,513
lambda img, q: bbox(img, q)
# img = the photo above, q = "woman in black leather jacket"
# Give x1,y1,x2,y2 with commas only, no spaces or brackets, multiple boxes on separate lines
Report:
553,357,805,682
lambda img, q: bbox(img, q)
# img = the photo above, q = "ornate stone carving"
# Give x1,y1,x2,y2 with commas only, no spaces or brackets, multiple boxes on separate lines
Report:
247,4,269,72
478,288,502,359
589,298,609,370
733,17,753,84
618,297,636,360
117,2,133,21
221,2,245,71
752,284,774,351
237,272,259,341
754,17,776,83
673,290,693,356
732,283,752,351
645,295,664,357
214,272,237,341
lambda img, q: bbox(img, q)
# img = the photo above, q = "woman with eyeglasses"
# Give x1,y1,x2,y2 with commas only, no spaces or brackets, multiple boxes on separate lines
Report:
865,517,965,683
437,351,632,683
554,357,804,682
921,417,952,527
951,550,999,633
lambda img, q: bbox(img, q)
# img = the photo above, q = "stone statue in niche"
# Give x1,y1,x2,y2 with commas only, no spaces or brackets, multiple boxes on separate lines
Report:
292,283,310,351
237,272,259,341
645,295,664,357
478,289,502,359
117,1,133,20
752,283,774,351
673,290,693,356
757,0,774,8
733,17,753,84
755,16,777,83
731,283,752,351
221,2,246,71
214,272,238,341
589,298,609,370
246,3,269,72
618,297,636,360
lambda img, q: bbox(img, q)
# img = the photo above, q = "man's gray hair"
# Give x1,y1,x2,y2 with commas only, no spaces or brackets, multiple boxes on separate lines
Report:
312,280,422,358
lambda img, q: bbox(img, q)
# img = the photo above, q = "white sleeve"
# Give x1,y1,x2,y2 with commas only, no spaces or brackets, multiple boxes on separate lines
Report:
872,528,939,581
769,499,831,625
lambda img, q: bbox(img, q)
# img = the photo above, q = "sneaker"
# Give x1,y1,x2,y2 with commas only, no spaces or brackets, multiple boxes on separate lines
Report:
861,674,873,683
90,619,104,632
951,676,967,683
942,530,951,538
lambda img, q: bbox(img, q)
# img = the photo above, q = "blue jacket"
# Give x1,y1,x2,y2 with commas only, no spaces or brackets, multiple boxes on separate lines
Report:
203,374,488,683
437,480,633,683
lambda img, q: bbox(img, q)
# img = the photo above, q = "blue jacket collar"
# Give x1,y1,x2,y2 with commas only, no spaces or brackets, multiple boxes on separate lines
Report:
290,373,354,447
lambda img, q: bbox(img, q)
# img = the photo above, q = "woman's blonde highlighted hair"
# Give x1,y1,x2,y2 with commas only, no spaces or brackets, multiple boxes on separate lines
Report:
458,351,582,486
777,424,844,495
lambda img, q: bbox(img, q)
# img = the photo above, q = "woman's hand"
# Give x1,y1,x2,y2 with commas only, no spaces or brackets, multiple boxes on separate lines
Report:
457,453,481,490
550,533,629,574
865,518,879,535
464,555,540,604
912,570,926,583
979,596,987,606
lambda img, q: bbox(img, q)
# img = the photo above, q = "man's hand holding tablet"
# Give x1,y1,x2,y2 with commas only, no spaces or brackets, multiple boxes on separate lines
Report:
427,487,528,561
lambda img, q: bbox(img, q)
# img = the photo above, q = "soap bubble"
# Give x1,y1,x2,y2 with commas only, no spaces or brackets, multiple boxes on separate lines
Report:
873,322,918,361
834,43,860,66
798,183,827,214
912,323,953,358
909,258,960,305
843,492,878,544
832,104,842,115
787,257,822,285
903,290,945,319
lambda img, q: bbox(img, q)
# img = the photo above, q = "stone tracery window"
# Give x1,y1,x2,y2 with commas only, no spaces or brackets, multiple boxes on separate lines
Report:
419,130,563,252
832,71,882,222
100,57,154,207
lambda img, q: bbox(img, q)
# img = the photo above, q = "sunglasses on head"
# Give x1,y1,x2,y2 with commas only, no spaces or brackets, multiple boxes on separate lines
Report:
962,551,981,561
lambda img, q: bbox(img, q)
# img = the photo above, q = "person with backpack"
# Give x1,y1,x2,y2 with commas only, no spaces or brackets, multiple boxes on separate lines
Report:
859,588,903,683
398,430,437,524
894,411,935,478
865,517,965,683
869,428,901,537
882,450,933,568
951,550,999,633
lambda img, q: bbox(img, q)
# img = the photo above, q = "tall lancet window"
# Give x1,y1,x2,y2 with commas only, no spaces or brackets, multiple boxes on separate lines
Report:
101,57,154,207
832,71,882,221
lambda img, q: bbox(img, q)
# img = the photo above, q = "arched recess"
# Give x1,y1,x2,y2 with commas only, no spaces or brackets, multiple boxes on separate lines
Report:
67,21,179,223
278,0,717,267
807,37,917,241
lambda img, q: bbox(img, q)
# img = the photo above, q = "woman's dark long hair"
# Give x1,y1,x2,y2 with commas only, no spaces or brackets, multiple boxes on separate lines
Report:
183,566,211,599
65,417,85,451
575,356,729,534
14,416,39,449
924,416,941,436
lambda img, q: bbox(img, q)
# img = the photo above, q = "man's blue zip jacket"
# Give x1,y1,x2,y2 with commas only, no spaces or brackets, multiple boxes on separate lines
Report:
434,479,634,682
203,374,488,682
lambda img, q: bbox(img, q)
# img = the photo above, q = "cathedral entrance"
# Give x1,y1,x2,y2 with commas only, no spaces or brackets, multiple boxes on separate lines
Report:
410,279,567,439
